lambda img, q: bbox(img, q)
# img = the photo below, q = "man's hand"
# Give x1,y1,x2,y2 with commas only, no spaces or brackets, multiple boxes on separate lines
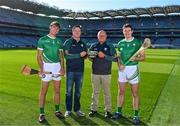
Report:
80,51,87,57
130,56,136,61
59,68,65,76
98,51,105,58
119,64,125,71
38,69,43,78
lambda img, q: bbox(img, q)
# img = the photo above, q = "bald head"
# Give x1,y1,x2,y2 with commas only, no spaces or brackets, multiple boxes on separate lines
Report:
97,30,107,44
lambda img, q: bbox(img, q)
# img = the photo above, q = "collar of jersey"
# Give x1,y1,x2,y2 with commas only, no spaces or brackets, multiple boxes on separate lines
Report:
72,37,81,44
47,35,56,39
98,41,107,46
125,37,134,42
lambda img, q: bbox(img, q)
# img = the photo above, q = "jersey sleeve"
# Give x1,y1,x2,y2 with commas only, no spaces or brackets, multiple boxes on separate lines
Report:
117,41,122,52
63,39,80,59
58,39,64,51
105,43,117,62
37,38,44,50
83,41,88,52
135,39,143,52
89,43,96,51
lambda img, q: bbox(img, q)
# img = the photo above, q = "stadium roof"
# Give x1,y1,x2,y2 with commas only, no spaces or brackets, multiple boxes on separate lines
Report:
64,5,180,19
0,5,180,19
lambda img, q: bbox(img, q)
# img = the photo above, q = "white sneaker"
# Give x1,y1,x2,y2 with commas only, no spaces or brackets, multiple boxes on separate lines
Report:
64,111,71,117
76,110,85,117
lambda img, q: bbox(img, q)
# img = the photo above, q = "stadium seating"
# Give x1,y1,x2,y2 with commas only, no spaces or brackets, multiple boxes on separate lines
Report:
0,6,179,48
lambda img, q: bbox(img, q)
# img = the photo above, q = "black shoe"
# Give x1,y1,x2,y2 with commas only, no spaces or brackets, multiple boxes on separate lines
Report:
55,111,65,119
105,111,112,118
89,110,97,117
38,114,45,123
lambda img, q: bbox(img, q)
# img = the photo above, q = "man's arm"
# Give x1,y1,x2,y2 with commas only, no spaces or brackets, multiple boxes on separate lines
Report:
64,50,81,59
130,50,145,62
59,49,65,76
37,49,43,74
104,44,118,62
63,41,81,59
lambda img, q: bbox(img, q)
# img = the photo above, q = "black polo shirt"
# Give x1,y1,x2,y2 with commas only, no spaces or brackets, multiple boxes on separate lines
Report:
64,37,87,72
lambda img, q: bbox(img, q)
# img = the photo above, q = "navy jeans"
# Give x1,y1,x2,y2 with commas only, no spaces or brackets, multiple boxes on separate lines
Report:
66,72,84,112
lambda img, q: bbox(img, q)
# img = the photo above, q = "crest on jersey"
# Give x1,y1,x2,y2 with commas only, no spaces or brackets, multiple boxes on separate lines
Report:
104,47,107,51
81,44,84,47
133,43,136,46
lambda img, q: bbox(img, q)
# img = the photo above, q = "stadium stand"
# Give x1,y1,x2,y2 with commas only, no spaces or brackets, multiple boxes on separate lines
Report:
0,3,180,48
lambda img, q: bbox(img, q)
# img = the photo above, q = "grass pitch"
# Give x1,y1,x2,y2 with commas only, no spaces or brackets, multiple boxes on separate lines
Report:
0,49,180,125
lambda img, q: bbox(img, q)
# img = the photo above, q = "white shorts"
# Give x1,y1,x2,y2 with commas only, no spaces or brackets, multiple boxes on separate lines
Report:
118,65,139,84
42,62,61,82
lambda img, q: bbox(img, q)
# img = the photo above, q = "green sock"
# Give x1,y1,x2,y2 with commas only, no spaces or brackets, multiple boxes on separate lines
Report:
55,104,60,112
117,107,122,113
134,110,139,116
40,107,45,115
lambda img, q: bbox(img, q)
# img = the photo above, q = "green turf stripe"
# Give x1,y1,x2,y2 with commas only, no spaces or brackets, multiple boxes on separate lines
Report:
149,56,180,125
140,62,173,74
144,58,176,64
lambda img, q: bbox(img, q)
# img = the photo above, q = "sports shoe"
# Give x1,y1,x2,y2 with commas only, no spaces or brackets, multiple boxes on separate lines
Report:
112,112,122,119
104,111,112,118
88,110,97,117
64,111,71,117
76,110,85,117
38,114,45,123
55,111,64,119
133,116,139,125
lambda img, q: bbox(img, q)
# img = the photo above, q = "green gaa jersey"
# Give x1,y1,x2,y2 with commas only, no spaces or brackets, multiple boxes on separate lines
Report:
118,37,142,66
37,35,63,63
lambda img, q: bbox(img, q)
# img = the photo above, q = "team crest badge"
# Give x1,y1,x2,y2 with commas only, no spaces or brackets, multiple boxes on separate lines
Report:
104,47,107,51
81,44,84,47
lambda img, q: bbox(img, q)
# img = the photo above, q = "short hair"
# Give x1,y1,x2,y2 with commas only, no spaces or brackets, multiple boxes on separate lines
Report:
72,25,81,31
122,23,133,30
97,30,107,37
50,21,60,28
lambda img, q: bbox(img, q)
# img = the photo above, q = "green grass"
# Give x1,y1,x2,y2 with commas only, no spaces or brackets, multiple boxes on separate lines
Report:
149,52,180,125
0,49,180,125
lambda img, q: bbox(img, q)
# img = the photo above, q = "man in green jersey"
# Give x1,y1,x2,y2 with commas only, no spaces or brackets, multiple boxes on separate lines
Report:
112,23,145,125
37,21,65,122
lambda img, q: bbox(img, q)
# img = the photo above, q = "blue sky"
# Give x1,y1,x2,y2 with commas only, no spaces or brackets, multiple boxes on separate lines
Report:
36,0,179,11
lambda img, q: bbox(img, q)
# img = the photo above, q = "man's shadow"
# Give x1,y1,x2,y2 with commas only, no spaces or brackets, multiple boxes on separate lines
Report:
114,116,148,126
56,118,72,126
70,113,99,126
94,112,119,125
39,119,51,126
92,112,148,126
